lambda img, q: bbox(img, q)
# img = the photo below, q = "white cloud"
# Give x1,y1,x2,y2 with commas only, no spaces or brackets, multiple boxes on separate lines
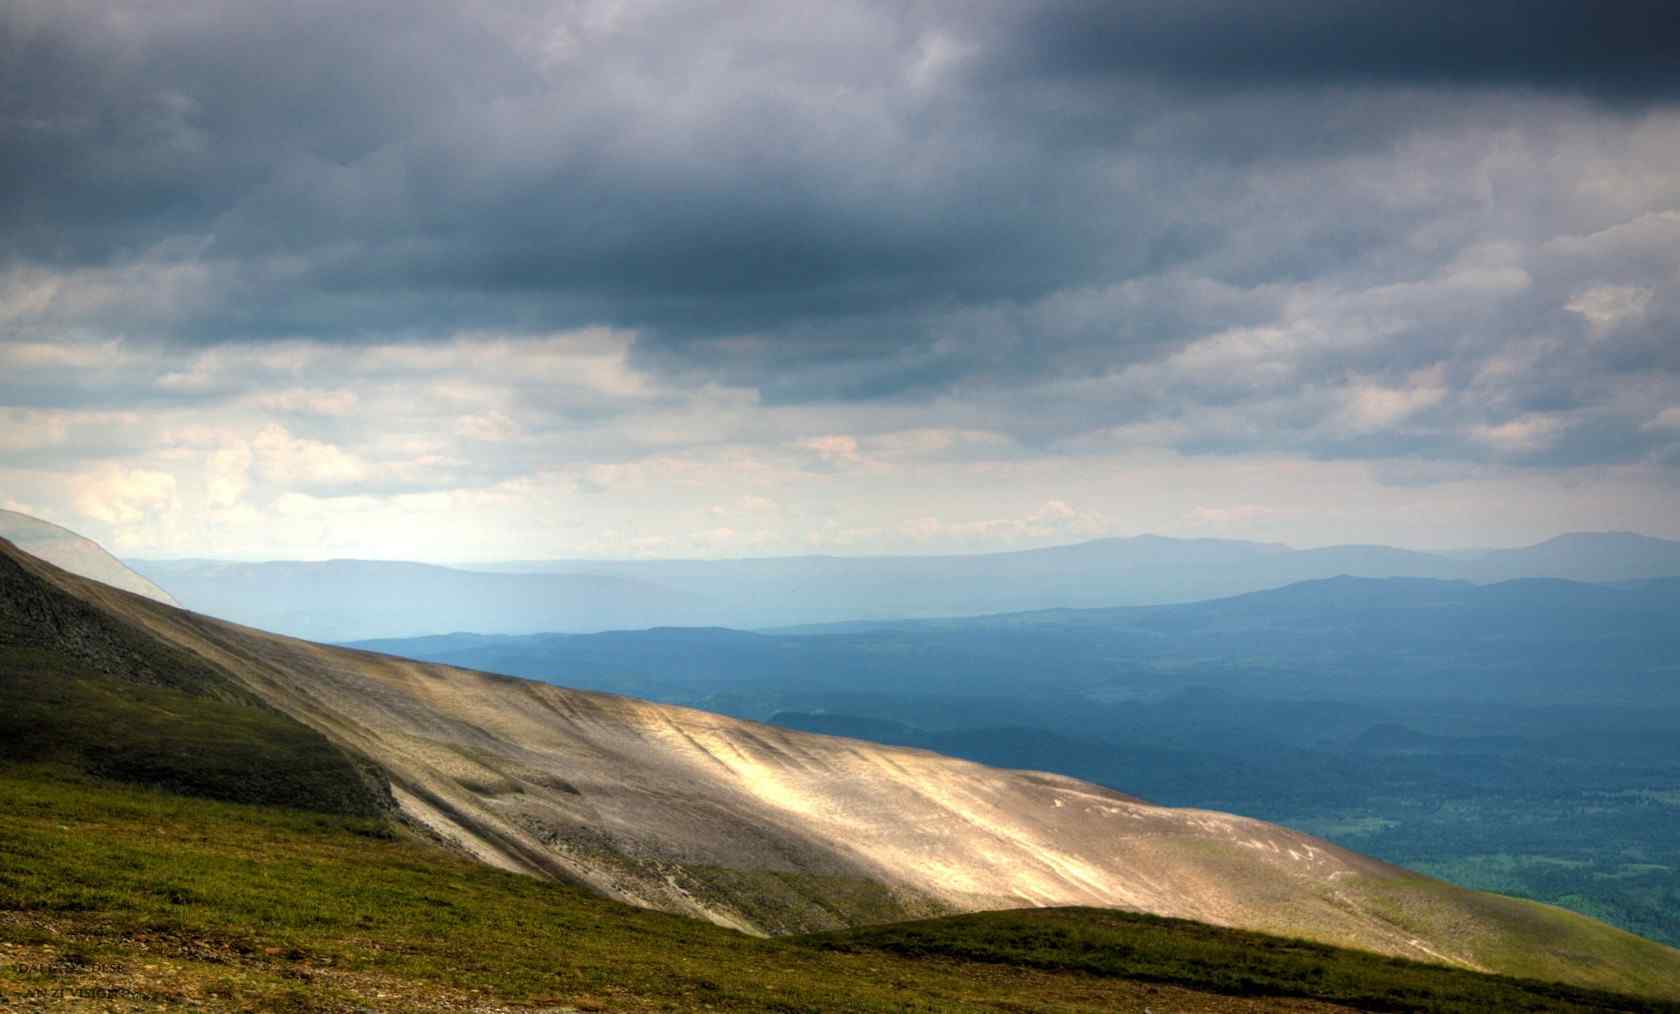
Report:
710,494,781,518
0,408,144,453
252,387,360,416
1188,504,1281,526
1474,414,1568,455
251,424,368,486
1645,407,1680,431
799,434,864,467
871,428,1012,461
1340,369,1449,432
896,500,1109,547
0,339,127,370
205,443,253,508
456,410,521,442
70,466,178,525
0,409,72,452
1546,210,1680,261
1566,285,1653,337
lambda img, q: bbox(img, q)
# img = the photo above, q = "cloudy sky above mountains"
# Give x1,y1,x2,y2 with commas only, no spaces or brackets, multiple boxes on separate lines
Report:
3,0,1679,560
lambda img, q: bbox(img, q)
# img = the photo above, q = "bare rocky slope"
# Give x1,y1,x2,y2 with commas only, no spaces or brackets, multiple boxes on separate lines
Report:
4,534,1679,998
0,509,178,606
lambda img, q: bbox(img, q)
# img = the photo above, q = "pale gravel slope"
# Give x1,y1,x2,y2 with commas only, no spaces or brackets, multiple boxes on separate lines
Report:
0,511,178,607
6,537,1679,998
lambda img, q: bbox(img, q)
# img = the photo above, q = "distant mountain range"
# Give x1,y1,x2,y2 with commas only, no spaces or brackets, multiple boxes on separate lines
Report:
124,557,705,642
130,530,1680,640
8,523,1680,996
348,573,1680,711
16,506,1680,965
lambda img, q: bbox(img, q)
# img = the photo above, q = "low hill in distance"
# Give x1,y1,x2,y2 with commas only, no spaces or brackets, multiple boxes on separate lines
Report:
129,530,1680,639
1469,532,1680,583
5,532,1680,1001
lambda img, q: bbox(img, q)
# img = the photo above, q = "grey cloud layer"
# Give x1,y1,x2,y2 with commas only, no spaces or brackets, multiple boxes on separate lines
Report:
3,0,1679,474
1005,2,1680,98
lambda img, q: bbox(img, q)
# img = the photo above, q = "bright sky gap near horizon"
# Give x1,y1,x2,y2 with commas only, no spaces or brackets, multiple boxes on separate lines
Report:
4,2,1679,561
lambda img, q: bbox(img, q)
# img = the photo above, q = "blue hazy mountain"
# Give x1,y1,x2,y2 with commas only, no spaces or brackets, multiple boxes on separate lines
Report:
1463,531,1680,583
133,530,1680,640
349,574,1680,707
126,557,713,642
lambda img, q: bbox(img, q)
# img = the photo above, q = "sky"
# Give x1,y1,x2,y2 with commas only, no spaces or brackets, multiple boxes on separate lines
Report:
3,0,1679,561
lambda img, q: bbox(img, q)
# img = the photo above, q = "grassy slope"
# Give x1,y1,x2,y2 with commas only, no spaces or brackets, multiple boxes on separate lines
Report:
0,545,385,817
0,647,385,817
1150,834,1680,999
4,769,1678,1014
5,537,1680,1005
4,541,939,936
1352,869,1680,998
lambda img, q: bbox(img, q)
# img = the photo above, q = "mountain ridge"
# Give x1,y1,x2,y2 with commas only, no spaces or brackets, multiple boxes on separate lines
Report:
6,532,1680,996
342,571,1680,769
127,529,1680,640
0,509,178,607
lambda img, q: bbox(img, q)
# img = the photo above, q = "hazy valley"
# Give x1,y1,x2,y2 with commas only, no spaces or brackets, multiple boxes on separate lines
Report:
350,573,1680,949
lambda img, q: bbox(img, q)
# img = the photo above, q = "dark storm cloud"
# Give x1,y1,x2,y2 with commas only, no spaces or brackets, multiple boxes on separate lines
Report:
3,0,1679,474
1003,1,1680,99
0,1,1299,344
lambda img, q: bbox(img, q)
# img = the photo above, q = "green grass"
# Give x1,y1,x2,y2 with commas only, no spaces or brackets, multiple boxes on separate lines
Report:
0,645,384,817
813,908,1680,1012
1285,797,1680,949
1,547,385,816
3,768,1677,1013
1405,852,1680,956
